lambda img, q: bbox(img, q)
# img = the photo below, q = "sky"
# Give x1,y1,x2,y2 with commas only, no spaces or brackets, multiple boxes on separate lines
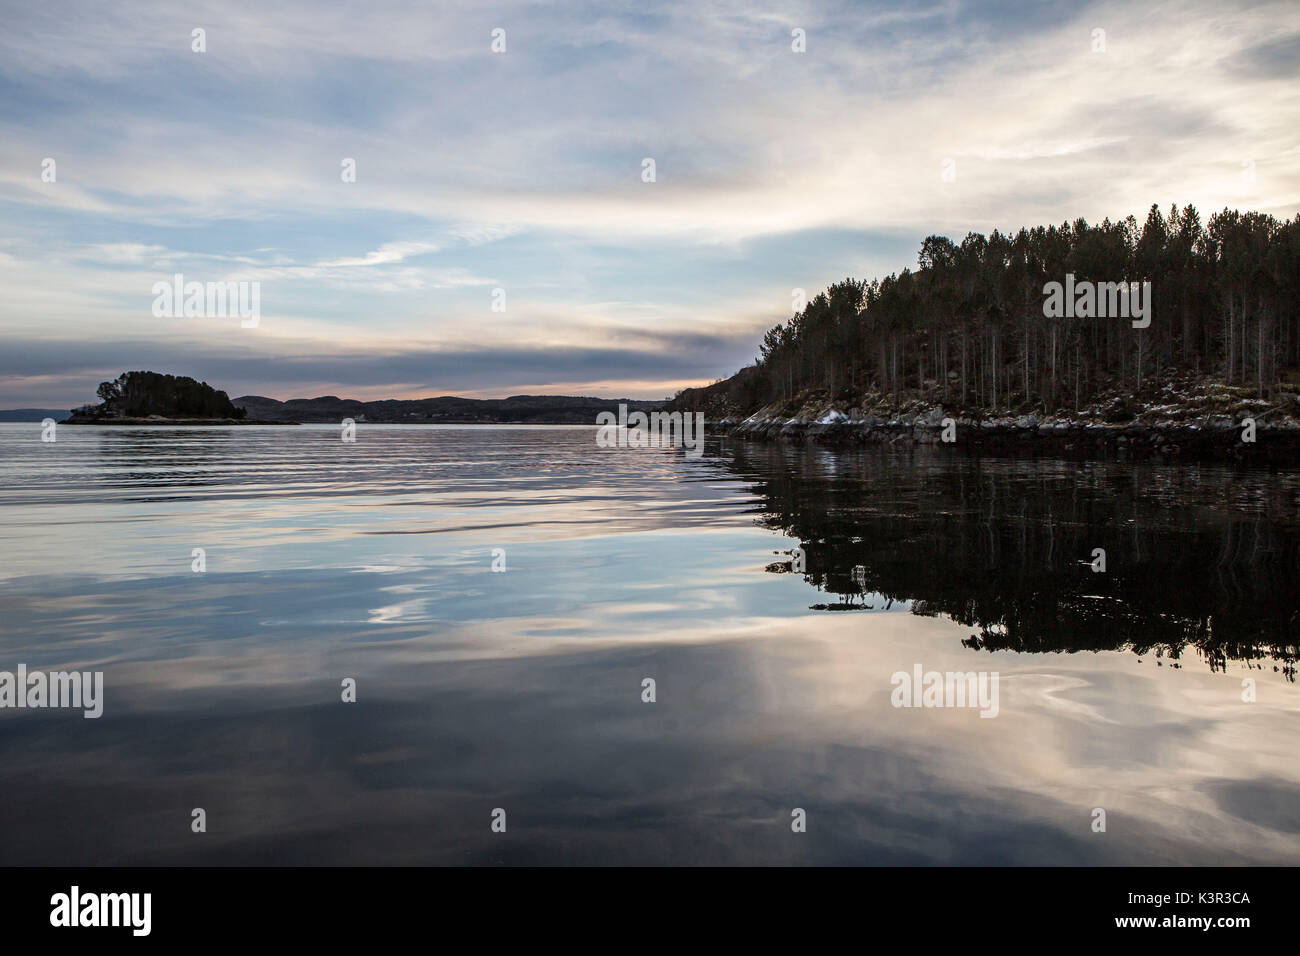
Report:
1,0,1297,407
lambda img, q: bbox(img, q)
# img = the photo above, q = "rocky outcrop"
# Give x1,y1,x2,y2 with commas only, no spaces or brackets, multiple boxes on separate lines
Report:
711,405,1300,461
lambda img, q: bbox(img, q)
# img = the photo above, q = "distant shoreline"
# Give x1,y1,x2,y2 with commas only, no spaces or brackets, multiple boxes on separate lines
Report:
60,417,297,426
13,373,671,427
53,419,611,427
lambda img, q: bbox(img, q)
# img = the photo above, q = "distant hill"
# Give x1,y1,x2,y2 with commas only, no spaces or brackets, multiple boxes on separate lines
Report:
33,370,668,425
0,408,74,422
235,393,665,423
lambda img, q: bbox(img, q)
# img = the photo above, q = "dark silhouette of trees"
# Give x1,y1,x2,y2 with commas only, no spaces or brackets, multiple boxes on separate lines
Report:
88,371,246,419
708,206,1300,414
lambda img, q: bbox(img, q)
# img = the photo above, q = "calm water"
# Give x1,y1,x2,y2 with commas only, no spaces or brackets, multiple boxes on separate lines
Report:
0,422,1297,865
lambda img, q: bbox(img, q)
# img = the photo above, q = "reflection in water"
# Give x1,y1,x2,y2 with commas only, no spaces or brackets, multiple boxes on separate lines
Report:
0,424,1297,865
727,440,1299,679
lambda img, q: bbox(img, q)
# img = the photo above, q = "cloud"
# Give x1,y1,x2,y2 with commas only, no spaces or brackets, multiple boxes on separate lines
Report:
316,241,441,268
0,324,762,406
1,0,1297,404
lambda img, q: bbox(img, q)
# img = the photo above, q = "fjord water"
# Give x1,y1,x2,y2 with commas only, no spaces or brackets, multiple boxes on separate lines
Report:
0,422,1297,865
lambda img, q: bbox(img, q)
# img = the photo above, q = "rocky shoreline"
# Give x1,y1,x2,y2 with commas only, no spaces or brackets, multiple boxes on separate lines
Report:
711,410,1300,462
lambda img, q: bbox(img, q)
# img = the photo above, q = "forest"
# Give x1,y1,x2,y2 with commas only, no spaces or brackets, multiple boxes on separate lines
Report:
685,205,1300,416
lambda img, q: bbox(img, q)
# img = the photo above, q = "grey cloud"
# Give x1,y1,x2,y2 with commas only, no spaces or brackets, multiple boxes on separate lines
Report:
1224,32,1300,79
0,332,761,406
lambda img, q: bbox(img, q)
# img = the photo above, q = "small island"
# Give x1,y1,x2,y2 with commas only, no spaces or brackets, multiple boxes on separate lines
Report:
61,371,260,425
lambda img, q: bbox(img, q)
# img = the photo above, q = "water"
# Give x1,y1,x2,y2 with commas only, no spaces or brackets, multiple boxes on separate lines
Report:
0,422,1296,865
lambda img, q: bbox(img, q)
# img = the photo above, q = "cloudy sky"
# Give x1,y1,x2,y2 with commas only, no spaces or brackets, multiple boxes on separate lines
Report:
1,0,1297,407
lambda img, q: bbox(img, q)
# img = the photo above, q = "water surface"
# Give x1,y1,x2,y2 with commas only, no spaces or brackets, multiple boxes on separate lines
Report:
0,423,1296,864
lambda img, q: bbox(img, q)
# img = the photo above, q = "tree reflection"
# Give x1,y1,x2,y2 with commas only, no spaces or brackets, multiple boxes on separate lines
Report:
731,441,1299,679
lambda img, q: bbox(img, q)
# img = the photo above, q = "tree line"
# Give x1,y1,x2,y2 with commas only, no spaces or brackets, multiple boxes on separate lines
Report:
714,205,1300,414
